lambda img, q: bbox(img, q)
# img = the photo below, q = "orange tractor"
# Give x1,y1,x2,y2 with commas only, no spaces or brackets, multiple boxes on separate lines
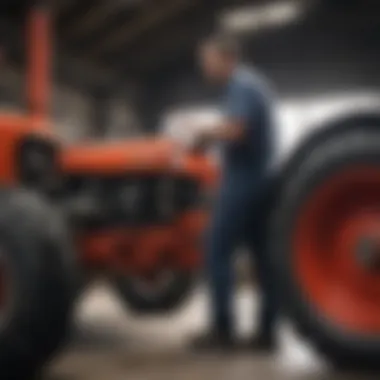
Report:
2,1,380,377
0,3,215,377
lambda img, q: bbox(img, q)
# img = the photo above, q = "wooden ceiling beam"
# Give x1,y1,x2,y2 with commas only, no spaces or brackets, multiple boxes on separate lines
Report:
85,0,197,58
116,0,230,75
63,0,143,39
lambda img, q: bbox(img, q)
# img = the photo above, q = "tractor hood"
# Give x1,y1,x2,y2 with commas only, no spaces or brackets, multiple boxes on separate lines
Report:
61,137,176,174
60,136,217,182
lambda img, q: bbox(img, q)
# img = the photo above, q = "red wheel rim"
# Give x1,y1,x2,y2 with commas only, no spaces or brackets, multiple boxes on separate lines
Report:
294,166,380,334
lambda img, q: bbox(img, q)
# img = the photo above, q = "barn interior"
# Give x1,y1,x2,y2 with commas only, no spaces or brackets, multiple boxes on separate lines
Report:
0,0,380,379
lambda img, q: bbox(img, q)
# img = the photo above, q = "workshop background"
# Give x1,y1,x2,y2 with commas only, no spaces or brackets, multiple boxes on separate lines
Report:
1,0,380,379
2,0,380,139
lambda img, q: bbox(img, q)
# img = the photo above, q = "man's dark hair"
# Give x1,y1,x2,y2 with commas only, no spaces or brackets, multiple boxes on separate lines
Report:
201,32,241,59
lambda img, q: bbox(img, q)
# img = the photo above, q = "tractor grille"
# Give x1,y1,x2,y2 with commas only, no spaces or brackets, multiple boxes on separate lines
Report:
62,174,201,227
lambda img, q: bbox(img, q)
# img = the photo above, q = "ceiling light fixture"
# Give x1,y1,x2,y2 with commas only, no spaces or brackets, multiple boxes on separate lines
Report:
220,0,308,34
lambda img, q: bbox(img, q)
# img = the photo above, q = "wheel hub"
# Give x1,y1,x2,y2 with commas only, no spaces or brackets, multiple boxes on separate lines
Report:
356,235,380,271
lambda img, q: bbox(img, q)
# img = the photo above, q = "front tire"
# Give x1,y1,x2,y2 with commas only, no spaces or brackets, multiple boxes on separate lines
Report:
114,270,194,314
0,190,77,378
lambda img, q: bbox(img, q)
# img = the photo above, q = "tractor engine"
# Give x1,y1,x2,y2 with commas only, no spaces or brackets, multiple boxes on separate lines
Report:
62,173,202,228
56,138,217,313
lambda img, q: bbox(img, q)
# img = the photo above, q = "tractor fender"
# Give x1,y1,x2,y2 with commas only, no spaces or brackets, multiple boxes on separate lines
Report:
278,111,380,175
266,110,380,220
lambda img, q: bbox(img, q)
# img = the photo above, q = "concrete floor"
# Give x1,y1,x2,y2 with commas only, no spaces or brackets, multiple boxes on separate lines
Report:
44,284,378,380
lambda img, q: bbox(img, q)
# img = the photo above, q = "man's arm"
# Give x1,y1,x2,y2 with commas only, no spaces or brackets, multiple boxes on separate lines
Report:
198,119,246,143
193,82,254,149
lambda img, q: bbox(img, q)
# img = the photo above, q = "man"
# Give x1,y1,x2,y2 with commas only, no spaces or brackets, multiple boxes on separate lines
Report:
189,33,278,352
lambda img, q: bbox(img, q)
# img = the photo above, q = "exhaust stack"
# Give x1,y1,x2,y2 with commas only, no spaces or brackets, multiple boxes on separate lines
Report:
26,2,51,123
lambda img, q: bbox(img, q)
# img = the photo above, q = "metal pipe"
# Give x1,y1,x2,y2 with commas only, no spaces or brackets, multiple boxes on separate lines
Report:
26,2,51,121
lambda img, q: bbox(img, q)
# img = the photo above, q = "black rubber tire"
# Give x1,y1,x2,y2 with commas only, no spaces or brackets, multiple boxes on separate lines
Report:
27,193,78,368
272,129,380,369
114,272,194,314
0,189,77,378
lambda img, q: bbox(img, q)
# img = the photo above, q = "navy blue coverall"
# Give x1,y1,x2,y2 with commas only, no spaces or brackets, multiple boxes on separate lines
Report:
206,66,277,337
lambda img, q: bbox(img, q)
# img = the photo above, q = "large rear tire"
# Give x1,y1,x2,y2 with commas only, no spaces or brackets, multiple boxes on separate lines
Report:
272,129,380,368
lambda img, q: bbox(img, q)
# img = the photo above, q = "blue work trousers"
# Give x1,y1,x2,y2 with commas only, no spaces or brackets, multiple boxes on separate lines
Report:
205,173,278,336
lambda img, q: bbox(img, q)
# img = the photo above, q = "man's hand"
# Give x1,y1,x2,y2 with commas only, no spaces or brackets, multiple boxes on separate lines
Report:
180,117,246,154
190,130,213,153
192,120,245,150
